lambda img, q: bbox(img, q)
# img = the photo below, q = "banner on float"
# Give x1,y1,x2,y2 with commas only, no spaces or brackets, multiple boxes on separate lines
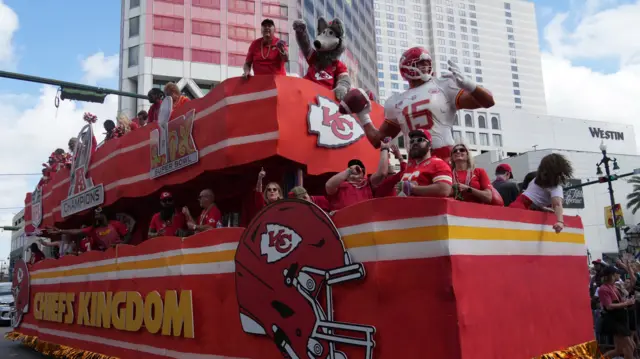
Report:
63,124,103,218
30,187,43,228
150,101,199,179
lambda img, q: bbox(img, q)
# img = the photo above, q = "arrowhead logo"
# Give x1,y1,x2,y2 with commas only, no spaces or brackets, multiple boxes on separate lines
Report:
260,224,302,263
307,96,365,148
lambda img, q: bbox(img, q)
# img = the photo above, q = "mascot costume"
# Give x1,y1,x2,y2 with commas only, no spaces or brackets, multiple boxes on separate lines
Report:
293,17,351,100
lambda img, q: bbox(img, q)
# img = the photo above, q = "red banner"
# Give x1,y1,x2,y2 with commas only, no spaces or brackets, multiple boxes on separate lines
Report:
12,198,595,359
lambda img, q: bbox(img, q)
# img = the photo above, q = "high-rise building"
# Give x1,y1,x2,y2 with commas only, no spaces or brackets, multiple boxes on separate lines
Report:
374,0,546,114
119,0,378,115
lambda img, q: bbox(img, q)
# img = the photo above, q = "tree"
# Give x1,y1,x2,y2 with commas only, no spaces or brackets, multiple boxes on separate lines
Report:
626,176,640,214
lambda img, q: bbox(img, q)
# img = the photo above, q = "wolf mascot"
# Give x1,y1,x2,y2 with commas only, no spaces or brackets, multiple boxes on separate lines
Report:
293,17,351,100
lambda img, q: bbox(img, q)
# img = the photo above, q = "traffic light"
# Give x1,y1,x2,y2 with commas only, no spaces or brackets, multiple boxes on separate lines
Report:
598,175,618,183
60,87,107,104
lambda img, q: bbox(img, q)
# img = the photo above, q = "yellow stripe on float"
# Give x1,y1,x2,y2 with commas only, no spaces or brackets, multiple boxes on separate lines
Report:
342,225,584,249
31,249,236,280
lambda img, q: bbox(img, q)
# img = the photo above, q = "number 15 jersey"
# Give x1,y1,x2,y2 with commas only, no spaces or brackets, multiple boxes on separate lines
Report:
384,76,463,150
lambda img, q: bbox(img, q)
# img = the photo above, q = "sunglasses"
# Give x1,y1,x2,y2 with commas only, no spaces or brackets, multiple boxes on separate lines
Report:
409,137,428,144
452,148,467,154
266,187,279,193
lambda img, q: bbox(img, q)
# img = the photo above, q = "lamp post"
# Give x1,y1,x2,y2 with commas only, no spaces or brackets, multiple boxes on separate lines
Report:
596,142,622,246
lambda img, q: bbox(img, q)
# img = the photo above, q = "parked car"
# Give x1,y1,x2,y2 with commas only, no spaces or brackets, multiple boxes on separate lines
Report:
0,282,14,326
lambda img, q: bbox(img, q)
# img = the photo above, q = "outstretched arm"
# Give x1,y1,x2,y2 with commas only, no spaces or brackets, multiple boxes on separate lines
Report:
356,115,401,149
457,87,495,110
293,20,312,59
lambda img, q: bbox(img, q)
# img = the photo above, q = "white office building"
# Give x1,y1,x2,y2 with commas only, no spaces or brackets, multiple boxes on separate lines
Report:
374,0,546,114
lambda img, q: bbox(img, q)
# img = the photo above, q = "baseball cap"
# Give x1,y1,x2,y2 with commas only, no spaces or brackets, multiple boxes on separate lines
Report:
496,163,513,174
288,186,308,199
347,159,366,172
408,128,432,142
160,192,173,200
261,19,275,27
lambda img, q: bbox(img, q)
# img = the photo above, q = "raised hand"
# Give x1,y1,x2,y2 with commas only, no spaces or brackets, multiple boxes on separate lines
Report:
258,167,266,179
443,59,477,92
292,20,307,33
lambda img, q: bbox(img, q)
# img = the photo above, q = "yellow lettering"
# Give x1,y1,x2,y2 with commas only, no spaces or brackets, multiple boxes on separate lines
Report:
49,293,59,322
64,293,75,324
96,292,112,329
111,292,126,330
77,292,91,326
162,290,194,338
42,293,51,321
57,293,66,323
144,291,163,334
90,292,98,327
125,292,144,332
33,293,43,320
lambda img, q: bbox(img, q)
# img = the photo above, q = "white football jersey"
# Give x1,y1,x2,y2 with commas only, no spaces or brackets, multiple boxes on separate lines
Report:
384,76,463,149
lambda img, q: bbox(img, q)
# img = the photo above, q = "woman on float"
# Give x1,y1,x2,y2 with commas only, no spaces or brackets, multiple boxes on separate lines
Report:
117,113,139,134
599,264,636,359
449,143,492,204
240,168,284,226
509,153,573,233
39,235,76,257
28,243,45,266
164,82,190,112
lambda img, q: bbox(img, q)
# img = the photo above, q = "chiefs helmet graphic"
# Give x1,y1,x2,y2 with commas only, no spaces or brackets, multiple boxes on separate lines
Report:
235,199,376,359
11,259,30,328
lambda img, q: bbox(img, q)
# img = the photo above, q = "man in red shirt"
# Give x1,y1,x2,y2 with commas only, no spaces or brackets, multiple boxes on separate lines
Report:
146,88,164,124
51,209,128,251
325,158,374,211
243,19,288,78
183,189,223,233
149,192,189,238
396,129,453,197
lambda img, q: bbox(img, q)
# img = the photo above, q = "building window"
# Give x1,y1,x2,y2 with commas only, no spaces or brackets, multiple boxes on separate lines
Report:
262,3,288,18
507,27,513,33
437,22,444,29
464,113,473,127
450,48,457,54
512,73,519,80
379,81,385,88
453,114,460,126
479,133,489,146
460,18,466,25
153,44,183,60
228,25,256,42
192,49,221,64
378,72,384,79
464,66,471,72
492,134,502,146
449,40,456,46
511,65,518,72
387,13,394,20
453,130,462,142
229,0,256,14
130,0,140,8
513,89,520,96
510,57,517,64
491,116,501,130
128,45,139,67
465,131,476,145
470,20,477,26
475,68,482,74
129,16,140,38
440,63,447,70
515,98,522,104
392,83,399,89
476,76,482,82
460,26,467,32
448,24,456,30
513,81,519,87
505,11,511,17
478,115,486,128
504,2,511,9
475,60,481,66
377,63,383,70
192,20,221,37
506,19,513,25
154,15,185,32
391,74,398,80
508,34,514,41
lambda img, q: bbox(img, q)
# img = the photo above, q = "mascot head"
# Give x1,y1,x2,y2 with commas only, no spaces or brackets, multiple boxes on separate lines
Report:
314,17,345,53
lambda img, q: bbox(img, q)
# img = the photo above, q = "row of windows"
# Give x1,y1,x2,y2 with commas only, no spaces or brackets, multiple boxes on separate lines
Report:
452,131,503,147
455,113,501,130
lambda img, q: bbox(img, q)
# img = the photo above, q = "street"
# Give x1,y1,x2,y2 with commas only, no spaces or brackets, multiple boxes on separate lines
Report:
0,326,48,358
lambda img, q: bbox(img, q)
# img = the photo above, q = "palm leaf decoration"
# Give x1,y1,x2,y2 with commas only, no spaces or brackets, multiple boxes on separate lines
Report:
626,176,640,214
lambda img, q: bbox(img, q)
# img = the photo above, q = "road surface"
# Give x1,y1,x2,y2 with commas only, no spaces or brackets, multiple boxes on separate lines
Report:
0,326,48,358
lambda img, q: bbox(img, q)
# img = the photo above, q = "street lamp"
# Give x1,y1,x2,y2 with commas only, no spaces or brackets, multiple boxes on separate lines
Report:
596,141,622,246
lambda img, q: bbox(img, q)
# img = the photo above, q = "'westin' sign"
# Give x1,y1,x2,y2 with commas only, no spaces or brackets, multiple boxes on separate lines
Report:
589,127,624,141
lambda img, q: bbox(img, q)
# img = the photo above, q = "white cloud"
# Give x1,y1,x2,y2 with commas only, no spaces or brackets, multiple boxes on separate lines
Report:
0,0,18,69
541,1,640,148
0,58,119,261
81,52,120,86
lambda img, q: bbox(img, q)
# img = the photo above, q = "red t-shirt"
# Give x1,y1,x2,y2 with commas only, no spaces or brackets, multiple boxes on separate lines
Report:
82,220,128,250
29,251,45,265
199,205,222,228
304,50,348,90
149,211,188,237
374,162,408,198
246,37,287,76
453,168,491,202
148,102,161,123
311,195,331,212
401,156,453,186
129,122,140,131
328,180,374,211
79,237,92,253
598,283,621,308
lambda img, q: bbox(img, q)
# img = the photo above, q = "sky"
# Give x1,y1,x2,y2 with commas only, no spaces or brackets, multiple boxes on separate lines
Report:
0,0,639,260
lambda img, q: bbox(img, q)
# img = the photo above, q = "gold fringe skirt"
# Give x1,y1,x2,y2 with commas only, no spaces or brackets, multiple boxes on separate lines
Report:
4,331,119,359
534,340,600,358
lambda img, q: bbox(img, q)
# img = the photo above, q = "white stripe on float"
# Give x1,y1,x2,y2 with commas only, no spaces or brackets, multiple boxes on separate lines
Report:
20,323,248,359
31,239,584,284
36,88,279,217
31,261,235,286
348,240,587,264
31,242,239,275
337,215,584,237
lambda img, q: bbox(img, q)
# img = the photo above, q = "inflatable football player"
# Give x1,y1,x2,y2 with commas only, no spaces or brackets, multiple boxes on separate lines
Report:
340,47,495,162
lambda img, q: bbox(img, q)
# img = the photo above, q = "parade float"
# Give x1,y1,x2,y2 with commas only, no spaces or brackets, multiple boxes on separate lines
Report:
7,75,596,359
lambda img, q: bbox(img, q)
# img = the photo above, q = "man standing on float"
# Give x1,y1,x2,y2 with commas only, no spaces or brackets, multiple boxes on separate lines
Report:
350,47,495,162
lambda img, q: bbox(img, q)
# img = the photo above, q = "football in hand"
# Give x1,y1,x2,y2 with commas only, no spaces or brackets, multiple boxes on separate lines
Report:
339,88,371,115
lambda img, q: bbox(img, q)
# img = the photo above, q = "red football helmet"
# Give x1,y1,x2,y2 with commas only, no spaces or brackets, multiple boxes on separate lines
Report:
12,259,30,328
235,199,376,359
399,47,434,82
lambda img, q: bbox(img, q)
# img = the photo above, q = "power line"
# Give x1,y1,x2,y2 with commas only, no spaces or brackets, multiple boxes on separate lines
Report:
0,207,24,210
0,173,41,176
